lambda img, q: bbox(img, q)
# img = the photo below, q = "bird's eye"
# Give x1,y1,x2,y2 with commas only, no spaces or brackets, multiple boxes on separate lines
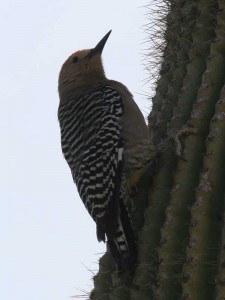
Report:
72,56,78,63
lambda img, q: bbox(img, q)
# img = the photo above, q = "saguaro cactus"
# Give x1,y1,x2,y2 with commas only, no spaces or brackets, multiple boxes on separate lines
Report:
91,0,225,299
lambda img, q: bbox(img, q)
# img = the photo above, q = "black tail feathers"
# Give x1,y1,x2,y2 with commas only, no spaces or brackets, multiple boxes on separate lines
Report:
107,200,137,273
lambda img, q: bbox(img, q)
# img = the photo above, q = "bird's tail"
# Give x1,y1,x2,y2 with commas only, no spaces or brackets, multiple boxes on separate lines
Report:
107,200,137,272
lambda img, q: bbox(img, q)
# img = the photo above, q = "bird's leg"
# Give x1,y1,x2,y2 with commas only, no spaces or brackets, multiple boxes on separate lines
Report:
128,158,158,196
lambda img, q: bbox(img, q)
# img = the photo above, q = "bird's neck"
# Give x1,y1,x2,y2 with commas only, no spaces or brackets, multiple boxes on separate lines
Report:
59,73,107,103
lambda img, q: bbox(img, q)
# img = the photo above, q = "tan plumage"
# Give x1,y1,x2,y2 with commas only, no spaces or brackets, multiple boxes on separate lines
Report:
58,30,152,272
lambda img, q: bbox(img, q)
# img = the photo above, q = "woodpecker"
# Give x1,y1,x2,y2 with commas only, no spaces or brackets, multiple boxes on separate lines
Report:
58,30,151,272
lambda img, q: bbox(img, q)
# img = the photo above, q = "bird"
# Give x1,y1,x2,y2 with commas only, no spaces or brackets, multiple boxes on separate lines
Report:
58,30,151,272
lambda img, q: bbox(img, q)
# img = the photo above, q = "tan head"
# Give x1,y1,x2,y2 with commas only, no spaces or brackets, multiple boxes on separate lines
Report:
58,30,112,99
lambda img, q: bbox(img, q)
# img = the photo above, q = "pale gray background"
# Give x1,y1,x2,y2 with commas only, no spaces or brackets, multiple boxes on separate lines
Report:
1,1,153,299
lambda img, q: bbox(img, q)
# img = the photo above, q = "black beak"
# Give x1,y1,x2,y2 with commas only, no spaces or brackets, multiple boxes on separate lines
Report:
87,30,112,59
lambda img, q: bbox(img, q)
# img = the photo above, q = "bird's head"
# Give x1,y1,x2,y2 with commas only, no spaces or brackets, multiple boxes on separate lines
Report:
58,30,111,98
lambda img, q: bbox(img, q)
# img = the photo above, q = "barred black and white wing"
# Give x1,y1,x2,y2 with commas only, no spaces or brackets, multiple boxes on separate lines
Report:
58,84,136,271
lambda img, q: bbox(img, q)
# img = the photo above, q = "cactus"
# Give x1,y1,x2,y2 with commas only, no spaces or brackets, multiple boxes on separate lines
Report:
91,0,225,299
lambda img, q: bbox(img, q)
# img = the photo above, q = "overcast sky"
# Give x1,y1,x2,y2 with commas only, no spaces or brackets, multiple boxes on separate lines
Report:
1,1,154,299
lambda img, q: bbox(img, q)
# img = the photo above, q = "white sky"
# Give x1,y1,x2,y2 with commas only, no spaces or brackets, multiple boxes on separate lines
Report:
1,1,153,299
